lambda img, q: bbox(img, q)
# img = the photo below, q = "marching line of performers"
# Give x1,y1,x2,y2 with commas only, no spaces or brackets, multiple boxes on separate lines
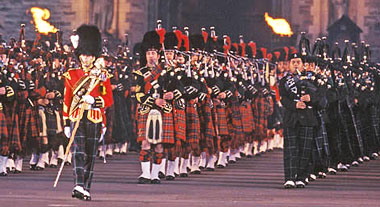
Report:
0,22,380,200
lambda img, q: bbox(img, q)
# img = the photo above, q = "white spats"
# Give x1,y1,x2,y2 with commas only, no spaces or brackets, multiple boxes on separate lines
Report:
29,153,38,165
15,157,23,172
180,158,188,174
159,158,167,176
199,152,207,168
174,157,180,175
0,156,8,174
151,163,161,180
191,156,200,173
139,161,151,179
206,155,216,169
166,160,176,177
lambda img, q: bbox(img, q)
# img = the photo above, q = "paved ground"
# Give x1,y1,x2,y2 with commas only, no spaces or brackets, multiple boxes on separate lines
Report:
0,150,379,207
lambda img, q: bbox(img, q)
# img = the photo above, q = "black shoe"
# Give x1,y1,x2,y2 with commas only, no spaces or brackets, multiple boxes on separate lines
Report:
199,166,205,170
216,164,225,168
206,167,215,171
65,162,71,166
284,181,295,189
186,167,191,172
158,172,165,179
72,190,84,199
50,164,58,168
120,152,127,155
83,194,91,201
0,172,8,176
151,179,161,184
228,160,236,164
255,153,261,157
14,170,21,174
138,177,151,184
236,157,241,161
57,158,63,166
165,175,175,180
240,152,246,157
296,181,305,188
99,156,104,160
179,173,188,177
30,165,36,171
190,170,201,174
35,166,44,171
246,155,253,158
106,154,113,158
174,173,179,177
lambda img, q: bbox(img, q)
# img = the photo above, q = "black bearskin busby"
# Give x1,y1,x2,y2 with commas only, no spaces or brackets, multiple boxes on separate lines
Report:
74,24,102,59
140,31,161,67
164,32,178,50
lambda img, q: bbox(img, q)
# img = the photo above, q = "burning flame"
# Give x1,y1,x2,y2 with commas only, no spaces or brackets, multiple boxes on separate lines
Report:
30,7,58,35
264,12,293,37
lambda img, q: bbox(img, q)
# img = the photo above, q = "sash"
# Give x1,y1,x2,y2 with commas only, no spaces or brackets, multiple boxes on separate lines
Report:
284,75,298,96
69,76,96,117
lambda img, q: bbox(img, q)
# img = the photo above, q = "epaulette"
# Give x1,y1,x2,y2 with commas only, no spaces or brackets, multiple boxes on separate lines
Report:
62,68,78,80
101,69,113,79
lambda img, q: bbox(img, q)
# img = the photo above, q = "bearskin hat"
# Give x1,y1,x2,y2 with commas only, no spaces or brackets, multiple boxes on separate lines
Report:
164,32,178,50
189,34,205,51
73,24,102,59
140,31,161,66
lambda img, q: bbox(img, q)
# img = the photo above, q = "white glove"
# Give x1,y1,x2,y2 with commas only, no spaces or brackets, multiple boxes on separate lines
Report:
64,126,71,138
99,127,107,143
82,95,95,105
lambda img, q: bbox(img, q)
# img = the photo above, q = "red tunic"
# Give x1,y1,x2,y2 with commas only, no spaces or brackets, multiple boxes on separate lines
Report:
63,68,113,125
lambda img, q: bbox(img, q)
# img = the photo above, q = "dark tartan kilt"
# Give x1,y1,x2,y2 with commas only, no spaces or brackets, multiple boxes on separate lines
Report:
4,103,21,154
252,98,269,140
186,101,201,145
173,107,186,142
24,107,41,153
215,106,229,136
240,102,254,134
0,109,9,155
136,107,175,144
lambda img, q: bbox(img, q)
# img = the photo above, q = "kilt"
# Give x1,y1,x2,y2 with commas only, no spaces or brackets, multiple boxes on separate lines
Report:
240,101,254,134
4,102,21,154
23,106,41,154
252,96,273,140
230,98,244,149
173,107,186,142
215,106,229,136
186,100,201,145
136,106,175,144
0,108,9,155
198,97,216,152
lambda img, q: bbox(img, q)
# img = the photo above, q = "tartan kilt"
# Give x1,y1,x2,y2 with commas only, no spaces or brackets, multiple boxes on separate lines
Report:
24,106,41,153
252,97,269,140
215,106,229,136
198,98,215,150
173,107,186,142
4,102,21,154
136,106,175,144
240,101,254,134
0,109,9,155
186,101,201,145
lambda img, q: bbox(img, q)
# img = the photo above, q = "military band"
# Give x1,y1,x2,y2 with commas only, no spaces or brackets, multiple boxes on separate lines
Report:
0,22,379,201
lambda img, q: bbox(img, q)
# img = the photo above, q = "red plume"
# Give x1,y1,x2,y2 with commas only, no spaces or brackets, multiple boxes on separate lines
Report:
182,34,189,51
156,28,166,45
223,36,231,54
248,41,256,58
202,30,208,44
274,51,281,60
261,48,267,59
174,30,183,49
239,42,246,57
290,46,297,54
232,43,239,53
267,53,273,61
283,46,289,60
